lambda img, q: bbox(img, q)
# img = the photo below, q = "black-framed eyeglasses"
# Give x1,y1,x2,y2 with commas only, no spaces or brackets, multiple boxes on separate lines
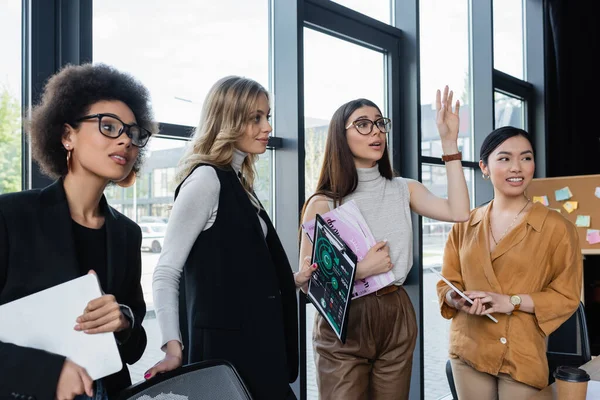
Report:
345,117,392,135
76,113,152,148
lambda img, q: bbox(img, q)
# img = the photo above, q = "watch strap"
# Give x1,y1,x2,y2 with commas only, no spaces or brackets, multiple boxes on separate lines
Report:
441,151,462,162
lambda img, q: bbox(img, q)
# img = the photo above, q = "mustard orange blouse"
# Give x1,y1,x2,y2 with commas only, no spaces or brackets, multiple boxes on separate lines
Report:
437,201,583,389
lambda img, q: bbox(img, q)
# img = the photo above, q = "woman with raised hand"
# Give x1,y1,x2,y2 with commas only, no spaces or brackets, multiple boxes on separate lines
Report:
437,126,582,399
297,86,470,399
0,63,156,400
148,76,298,400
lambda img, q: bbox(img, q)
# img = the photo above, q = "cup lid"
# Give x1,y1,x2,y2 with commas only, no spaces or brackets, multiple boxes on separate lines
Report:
553,366,591,383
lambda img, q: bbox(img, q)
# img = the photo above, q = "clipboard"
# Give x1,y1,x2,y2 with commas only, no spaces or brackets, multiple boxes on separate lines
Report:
0,274,123,379
307,214,358,343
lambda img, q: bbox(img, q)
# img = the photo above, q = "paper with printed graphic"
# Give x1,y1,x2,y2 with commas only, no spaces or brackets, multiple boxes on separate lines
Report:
555,187,573,201
302,200,396,299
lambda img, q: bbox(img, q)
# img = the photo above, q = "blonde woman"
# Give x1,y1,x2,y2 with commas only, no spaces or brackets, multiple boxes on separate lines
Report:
146,76,298,400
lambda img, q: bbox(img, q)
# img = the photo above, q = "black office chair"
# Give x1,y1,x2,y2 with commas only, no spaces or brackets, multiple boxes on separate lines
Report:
546,301,591,384
116,359,253,400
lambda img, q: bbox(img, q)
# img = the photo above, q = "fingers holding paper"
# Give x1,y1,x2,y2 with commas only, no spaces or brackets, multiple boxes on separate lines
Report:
356,240,392,279
295,256,318,294
75,293,129,334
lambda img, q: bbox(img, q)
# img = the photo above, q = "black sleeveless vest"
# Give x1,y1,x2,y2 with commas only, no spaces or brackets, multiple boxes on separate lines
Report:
175,165,298,400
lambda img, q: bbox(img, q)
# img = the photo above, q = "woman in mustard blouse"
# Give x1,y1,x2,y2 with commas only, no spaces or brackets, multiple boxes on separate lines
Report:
437,126,583,399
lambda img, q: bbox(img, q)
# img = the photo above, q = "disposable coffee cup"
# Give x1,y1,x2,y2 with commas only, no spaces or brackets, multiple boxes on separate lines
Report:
553,366,590,400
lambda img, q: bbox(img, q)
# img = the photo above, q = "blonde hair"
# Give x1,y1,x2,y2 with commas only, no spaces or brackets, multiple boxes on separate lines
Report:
176,76,269,209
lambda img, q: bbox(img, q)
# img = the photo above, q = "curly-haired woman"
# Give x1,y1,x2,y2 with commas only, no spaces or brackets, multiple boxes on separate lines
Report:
0,63,157,400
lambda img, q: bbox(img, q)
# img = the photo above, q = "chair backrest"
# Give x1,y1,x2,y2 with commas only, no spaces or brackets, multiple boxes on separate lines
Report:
116,360,253,400
546,302,591,384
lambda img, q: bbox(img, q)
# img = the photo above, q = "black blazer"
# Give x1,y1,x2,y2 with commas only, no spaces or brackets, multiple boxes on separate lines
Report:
0,180,147,400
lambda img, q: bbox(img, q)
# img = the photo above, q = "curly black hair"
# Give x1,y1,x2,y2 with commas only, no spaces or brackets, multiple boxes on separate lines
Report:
29,63,158,179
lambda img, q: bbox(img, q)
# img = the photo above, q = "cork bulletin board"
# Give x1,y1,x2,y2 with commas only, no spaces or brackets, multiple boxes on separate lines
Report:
526,174,600,254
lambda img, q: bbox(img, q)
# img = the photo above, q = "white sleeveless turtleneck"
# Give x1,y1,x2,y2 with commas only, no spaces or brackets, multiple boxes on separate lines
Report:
342,166,413,285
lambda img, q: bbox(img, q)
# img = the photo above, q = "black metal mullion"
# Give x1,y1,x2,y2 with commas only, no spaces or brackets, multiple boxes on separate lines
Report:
493,69,534,99
28,0,93,189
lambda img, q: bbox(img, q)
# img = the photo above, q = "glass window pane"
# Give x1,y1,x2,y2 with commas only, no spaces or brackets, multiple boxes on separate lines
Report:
0,1,22,194
104,137,186,383
493,0,524,79
494,91,525,129
304,28,386,398
419,0,473,160
93,0,269,127
421,164,474,400
303,28,385,199
331,0,391,24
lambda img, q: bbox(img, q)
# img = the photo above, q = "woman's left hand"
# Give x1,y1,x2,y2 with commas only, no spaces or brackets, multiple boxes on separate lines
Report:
465,291,514,314
75,294,130,334
435,85,461,144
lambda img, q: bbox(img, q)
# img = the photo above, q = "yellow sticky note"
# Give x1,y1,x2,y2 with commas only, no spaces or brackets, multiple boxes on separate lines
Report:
533,196,549,206
563,201,578,213
576,215,591,227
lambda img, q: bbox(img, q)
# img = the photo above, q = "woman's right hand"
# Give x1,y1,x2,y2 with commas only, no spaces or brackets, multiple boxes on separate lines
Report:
447,290,486,315
144,341,183,379
356,240,392,279
56,359,93,400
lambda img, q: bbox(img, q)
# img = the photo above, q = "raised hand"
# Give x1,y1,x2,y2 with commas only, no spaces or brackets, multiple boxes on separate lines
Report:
435,85,461,145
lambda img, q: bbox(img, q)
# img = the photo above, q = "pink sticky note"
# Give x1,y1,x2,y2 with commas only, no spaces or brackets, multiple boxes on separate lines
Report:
588,231,600,245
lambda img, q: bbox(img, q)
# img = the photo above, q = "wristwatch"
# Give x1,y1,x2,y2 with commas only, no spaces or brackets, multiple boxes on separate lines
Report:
509,295,522,311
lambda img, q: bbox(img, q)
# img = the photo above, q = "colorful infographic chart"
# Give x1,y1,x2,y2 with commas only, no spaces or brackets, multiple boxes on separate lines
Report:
307,214,357,343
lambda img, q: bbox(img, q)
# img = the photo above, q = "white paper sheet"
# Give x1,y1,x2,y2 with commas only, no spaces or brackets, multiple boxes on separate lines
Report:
0,274,122,380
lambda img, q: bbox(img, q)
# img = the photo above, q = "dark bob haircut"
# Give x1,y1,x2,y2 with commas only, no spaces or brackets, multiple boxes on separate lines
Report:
480,126,534,166
29,63,157,179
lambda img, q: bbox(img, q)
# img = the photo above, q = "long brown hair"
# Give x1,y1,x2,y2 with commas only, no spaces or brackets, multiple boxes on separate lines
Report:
300,98,395,224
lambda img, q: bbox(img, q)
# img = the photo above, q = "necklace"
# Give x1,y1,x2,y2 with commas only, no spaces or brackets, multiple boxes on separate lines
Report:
489,199,530,245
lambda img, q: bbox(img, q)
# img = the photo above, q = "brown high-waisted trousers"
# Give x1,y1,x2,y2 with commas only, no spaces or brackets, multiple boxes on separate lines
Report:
313,286,417,400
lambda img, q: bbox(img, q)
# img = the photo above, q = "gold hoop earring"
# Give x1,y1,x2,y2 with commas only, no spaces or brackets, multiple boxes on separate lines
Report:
117,170,136,188
482,173,490,180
